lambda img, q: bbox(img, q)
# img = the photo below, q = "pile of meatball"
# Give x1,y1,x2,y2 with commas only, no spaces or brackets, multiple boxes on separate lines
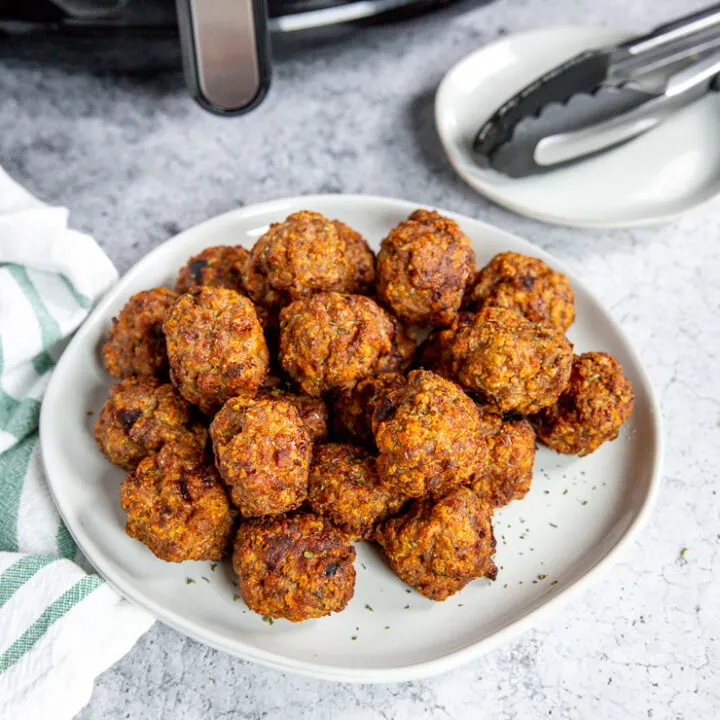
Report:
94,208,634,622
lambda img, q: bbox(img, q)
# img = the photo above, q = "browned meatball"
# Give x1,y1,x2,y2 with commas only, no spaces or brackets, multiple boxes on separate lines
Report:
175,245,249,294
332,372,407,446
120,443,235,562
465,252,575,332
255,385,328,444
414,311,474,381
242,211,375,308
375,486,497,601
375,209,475,328
102,288,178,379
233,512,355,622
94,377,207,471
279,293,403,397
450,307,573,415
163,286,269,414
307,444,406,540
470,407,536,508
372,370,487,498
533,352,634,456
210,396,311,516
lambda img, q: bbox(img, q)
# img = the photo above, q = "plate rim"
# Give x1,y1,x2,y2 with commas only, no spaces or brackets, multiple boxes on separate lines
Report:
40,193,664,682
434,25,720,229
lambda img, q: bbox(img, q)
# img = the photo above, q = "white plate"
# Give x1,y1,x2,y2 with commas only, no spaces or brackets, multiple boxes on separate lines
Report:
40,195,662,682
435,26,720,228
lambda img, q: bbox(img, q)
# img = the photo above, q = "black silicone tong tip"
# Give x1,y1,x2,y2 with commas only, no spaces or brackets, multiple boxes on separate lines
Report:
472,51,612,168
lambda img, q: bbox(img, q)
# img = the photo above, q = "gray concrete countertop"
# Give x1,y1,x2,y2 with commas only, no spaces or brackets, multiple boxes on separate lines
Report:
1,0,718,718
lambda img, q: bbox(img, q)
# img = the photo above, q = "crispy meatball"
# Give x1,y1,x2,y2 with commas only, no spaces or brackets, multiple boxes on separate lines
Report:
375,486,497,601
372,370,487,498
465,252,575,332
175,245,249,294
242,211,374,308
210,396,311,516
307,444,406,540
163,286,269,414
279,293,402,397
414,311,474,381
255,385,328,444
94,377,207,471
102,288,178,379
450,307,573,414
233,512,355,622
332,372,407,446
470,407,536,507
375,209,475,328
120,443,235,562
533,352,634,456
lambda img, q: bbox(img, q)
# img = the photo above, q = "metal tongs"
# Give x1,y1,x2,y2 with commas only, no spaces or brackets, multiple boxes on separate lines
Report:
473,5,720,178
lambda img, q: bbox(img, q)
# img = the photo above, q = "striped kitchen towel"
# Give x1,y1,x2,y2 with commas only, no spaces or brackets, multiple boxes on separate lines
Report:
0,167,154,719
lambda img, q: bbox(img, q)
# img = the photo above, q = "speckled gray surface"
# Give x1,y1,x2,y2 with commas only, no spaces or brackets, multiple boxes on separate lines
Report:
2,0,719,718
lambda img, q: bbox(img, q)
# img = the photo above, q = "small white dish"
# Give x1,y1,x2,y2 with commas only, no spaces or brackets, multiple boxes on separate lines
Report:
435,26,720,228
41,195,662,682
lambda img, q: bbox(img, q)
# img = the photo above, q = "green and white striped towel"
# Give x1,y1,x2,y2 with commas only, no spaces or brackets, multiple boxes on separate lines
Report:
0,168,154,719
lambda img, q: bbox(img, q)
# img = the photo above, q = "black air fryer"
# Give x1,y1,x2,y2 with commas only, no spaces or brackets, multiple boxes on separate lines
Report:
0,0,487,115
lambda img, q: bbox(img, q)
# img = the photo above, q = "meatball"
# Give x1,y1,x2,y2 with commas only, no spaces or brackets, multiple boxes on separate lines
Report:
470,407,536,508
465,252,575,332
94,377,207,471
279,293,402,397
102,288,178,379
163,286,269,414
233,512,356,622
120,443,235,562
375,209,475,328
450,307,573,414
174,245,272,330
533,352,634,456
210,396,311,516
414,311,474,381
332,372,407,446
307,444,406,540
242,211,374,308
175,245,249,294
256,385,328,444
375,486,497,601
372,370,487,498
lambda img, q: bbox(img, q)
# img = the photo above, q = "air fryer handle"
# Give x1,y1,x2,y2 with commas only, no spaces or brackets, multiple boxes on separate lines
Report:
175,0,271,116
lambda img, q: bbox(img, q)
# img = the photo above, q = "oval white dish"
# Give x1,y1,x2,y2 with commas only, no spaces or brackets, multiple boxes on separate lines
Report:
40,195,662,682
